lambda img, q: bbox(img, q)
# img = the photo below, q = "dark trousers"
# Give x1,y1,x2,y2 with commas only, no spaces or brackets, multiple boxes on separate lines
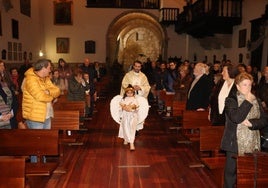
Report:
224,151,237,188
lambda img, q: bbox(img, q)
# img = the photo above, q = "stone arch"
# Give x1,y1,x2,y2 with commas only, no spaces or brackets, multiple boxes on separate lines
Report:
106,10,167,71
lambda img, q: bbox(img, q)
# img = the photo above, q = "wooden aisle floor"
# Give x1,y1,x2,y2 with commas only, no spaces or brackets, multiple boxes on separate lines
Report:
45,89,219,188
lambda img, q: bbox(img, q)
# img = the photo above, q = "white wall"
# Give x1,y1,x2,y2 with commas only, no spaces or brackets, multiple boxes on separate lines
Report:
0,0,41,63
202,0,268,65
1,0,267,66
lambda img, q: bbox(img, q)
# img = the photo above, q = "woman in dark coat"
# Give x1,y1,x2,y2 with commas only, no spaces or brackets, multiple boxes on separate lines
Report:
221,72,268,188
209,63,237,125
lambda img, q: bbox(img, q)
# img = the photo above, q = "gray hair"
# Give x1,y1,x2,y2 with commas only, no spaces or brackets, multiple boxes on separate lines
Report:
33,59,51,71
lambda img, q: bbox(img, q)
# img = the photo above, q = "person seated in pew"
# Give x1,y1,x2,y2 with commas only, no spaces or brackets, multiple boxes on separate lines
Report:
221,72,268,188
57,58,72,93
51,69,67,95
68,68,92,118
173,64,193,101
83,72,96,118
155,61,168,113
22,59,60,162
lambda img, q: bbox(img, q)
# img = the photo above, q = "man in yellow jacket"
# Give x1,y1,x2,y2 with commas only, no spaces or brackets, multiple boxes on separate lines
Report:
22,59,60,128
22,59,60,162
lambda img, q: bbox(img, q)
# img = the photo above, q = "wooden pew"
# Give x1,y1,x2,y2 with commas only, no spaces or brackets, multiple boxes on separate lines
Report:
53,100,87,130
168,100,186,132
0,156,25,188
0,129,59,177
177,110,210,143
237,152,268,187
199,126,225,158
198,126,226,188
172,100,186,119
159,90,175,118
51,110,82,146
54,100,85,118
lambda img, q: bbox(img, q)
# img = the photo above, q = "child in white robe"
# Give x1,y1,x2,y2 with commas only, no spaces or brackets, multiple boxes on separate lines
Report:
118,84,139,151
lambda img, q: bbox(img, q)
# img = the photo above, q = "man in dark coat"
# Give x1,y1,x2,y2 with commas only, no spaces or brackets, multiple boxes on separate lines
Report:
186,62,213,110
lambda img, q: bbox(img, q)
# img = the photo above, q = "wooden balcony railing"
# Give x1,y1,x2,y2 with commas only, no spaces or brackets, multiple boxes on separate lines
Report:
86,0,160,9
159,8,179,25
175,0,242,37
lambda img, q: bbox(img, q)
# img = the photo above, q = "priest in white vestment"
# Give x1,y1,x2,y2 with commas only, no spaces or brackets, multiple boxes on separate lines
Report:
120,60,151,98
120,60,150,132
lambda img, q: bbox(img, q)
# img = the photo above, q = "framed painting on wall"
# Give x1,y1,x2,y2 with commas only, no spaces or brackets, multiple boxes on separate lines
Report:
20,0,31,17
56,37,69,53
54,1,73,25
85,40,96,54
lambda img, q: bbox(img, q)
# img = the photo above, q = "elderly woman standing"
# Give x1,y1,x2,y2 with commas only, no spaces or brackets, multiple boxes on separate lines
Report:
221,72,268,188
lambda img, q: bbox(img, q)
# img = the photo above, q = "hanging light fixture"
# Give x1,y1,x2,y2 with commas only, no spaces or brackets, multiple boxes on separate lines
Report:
39,50,44,57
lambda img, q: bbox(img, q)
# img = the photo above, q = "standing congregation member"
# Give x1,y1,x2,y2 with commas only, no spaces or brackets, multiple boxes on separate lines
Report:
165,61,178,92
209,63,237,125
0,60,18,129
186,62,214,110
256,66,268,151
221,72,268,188
57,58,71,93
22,59,60,162
256,66,268,112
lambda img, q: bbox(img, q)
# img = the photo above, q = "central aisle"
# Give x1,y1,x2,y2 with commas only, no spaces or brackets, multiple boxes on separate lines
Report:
47,79,218,188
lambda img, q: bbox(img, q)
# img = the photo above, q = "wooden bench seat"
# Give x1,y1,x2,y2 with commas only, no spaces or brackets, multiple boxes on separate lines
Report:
168,101,186,131
237,152,268,187
198,126,225,188
159,90,175,118
51,110,82,146
172,100,186,118
177,110,210,143
53,100,87,130
54,100,85,118
0,129,59,177
0,156,25,188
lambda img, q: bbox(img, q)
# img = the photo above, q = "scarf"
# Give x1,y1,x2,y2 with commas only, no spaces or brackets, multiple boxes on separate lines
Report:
236,92,261,155
218,79,234,114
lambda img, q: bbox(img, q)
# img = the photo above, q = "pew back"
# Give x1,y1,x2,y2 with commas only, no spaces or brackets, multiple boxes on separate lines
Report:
54,101,85,118
0,129,59,156
237,152,268,187
51,110,80,130
0,156,25,188
199,126,225,156
172,100,186,117
182,110,210,130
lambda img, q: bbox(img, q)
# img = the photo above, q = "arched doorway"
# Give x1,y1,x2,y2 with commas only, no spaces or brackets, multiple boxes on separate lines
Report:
106,10,167,71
